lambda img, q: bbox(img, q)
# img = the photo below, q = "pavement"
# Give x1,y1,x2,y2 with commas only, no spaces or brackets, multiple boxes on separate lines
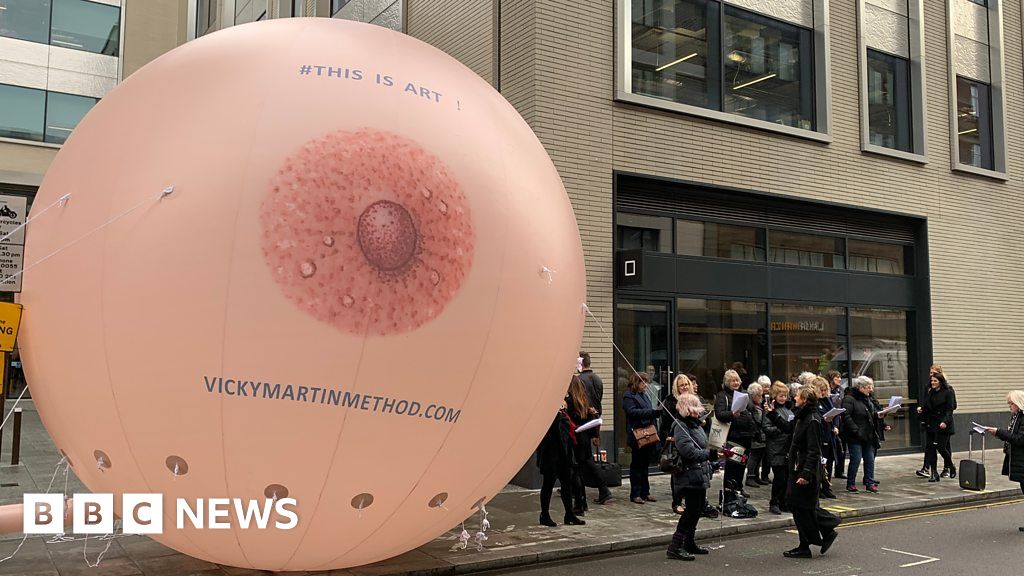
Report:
0,400,1020,576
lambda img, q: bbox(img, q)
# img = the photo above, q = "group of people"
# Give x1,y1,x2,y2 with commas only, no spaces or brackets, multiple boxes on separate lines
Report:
537,356,1024,558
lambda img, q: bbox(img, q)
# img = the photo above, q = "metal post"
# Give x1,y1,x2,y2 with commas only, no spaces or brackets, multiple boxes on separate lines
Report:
10,408,21,465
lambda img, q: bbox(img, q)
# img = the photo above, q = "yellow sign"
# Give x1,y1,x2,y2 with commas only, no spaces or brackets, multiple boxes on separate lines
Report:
0,301,23,352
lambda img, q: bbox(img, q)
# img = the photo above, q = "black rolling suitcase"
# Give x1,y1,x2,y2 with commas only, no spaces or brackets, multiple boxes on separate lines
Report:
958,431,987,491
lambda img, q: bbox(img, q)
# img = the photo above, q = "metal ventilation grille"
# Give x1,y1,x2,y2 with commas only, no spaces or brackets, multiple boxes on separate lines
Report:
616,176,917,244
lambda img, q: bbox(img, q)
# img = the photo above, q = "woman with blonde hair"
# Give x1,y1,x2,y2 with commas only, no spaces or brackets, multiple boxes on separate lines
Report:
714,369,755,494
985,390,1024,531
662,374,695,514
666,393,713,561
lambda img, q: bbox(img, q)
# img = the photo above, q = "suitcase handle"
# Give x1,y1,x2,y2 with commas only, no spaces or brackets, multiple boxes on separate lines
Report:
968,429,986,464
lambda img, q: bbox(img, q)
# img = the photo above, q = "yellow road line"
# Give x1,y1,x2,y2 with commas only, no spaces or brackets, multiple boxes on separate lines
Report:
837,498,1024,529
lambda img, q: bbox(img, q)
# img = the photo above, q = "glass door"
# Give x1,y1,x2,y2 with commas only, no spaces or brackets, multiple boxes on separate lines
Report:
614,300,672,467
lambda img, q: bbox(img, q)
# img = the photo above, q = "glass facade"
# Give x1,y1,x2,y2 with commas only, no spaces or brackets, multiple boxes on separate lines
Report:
771,304,846,383
617,212,673,253
867,49,912,152
0,84,46,142
723,5,813,129
51,0,119,56
847,308,911,449
614,302,670,466
956,76,993,170
0,0,52,44
332,0,351,15
0,83,98,144
630,0,813,129
769,230,845,269
197,0,217,37
676,219,765,261
848,238,910,275
677,298,767,398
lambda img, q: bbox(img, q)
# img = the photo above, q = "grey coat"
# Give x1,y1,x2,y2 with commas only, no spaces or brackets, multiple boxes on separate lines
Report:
672,418,712,490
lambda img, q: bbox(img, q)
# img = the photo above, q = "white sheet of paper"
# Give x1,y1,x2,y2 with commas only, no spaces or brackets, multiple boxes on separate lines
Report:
823,407,846,419
972,424,987,434
731,392,749,412
575,418,602,433
888,396,902,408
878,405,899,416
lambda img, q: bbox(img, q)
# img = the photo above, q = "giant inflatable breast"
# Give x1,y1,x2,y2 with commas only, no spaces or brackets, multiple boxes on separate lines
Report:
19,18,585,571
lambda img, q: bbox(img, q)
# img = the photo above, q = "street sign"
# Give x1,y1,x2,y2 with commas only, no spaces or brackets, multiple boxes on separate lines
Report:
0,302,23,352
0,195,27,292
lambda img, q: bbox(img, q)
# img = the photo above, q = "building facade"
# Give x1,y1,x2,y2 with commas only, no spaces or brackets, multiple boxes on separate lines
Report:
404,0,1022,466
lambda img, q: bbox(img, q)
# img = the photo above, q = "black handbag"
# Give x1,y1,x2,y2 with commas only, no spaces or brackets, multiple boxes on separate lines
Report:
659,440,682,474
582,461,622,488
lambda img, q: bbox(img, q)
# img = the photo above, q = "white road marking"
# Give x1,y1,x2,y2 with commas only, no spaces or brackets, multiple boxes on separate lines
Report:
881,547,940,568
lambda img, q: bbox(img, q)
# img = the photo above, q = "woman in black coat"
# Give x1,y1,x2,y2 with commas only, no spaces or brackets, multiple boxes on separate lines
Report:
623,372,660,504
714,369,755,493
666,393,713,561
783,385,839,559
764,381,794,515
536,408,585,526
985,390,1024,531
916,372,955,482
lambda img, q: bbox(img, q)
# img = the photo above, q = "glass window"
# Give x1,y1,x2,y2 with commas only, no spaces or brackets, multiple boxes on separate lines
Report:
848,308,911,449
956,76,993,170
848,239,910,275
45,91,97,144
0,83,45,142
617,213,672,253
630,0,720,110
615,302,671,466
677,298,767,398
867,49,912,152
51,0,120,56
723,5,814,130
676,219,765,261
0,0,52,44
292,0,303,17
770,304,846,385
769,230,844,269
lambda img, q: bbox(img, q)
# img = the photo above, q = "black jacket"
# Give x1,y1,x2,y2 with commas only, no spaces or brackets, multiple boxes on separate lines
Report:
842,388,880,447
536,411,574,475
714,388,755,445
919,385,956,435
659,394,679,439
787,403,822,510
579,370,604,416
673,418,712,489
623,390,656,449
764,404,794,467
998,411,1024,482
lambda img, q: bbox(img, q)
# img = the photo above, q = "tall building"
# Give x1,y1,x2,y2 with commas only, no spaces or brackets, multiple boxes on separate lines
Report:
404,0,1021,470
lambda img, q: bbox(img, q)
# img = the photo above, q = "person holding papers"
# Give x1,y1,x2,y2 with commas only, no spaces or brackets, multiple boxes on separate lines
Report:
714,369,756,496
842,377,881,493
537,398,585,527
985,390,1024,530
566,375,613,512
917,372,956,482
814,377,841,499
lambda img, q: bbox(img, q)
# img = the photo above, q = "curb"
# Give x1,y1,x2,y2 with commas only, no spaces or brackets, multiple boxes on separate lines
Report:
370,487,1021,576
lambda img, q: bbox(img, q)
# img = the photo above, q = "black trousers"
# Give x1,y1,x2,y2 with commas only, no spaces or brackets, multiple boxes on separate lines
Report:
835,438,847,476
770,464,788,507
671,473,681,508
792,506,825,549
574,438,609,498
924,430,953,470
540,468,573,518
629,444,654,499
674,488,707,536
723,438,751,490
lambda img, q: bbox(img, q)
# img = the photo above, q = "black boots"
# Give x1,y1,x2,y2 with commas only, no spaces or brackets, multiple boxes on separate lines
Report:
564,514,585,526
928,466,940,482
916,466,929,478
683,532,709,555
666,543,694,561
539,513,556,527
947,466,957,479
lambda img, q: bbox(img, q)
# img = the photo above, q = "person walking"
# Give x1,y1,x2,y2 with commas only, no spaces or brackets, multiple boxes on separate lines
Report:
662,374,696,514
917,372,955,482
764,381,794,515
783,385,839,558
842,376,880,493
984,390,1024,531
666,393,713,561
745,382,770,488
624,371,660,504
577,353,613,503
536,405,585,527
815,377,839,499
714,369,755,495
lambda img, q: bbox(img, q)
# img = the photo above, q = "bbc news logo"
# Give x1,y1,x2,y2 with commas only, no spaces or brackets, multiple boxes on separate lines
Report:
24,494,299,534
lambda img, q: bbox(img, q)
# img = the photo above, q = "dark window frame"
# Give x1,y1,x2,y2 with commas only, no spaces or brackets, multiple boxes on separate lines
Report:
865,48,913,153
955,75,994,171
